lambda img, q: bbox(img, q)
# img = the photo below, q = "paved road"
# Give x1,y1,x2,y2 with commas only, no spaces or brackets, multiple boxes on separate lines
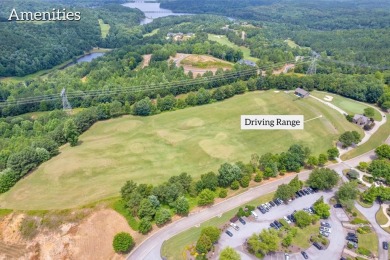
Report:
127,149,383,260
355,203,389,260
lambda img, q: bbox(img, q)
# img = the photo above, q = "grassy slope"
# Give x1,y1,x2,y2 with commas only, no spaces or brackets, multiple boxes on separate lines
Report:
0,91,362,210
161,192,275,260
208,34,259,62
311,91,382,121
98,19,110,38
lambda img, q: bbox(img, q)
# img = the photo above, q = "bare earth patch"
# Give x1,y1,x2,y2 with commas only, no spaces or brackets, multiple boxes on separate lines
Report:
0,209,141,260
170,53,232,77
142,54,152,68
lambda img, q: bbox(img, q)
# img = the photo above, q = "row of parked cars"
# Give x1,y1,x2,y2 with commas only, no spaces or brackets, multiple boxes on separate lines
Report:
257,198,283,214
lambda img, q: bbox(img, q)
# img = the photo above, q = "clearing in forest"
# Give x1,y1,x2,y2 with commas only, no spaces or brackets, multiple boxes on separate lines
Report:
180,55,233,69
208,34,258,62
0,91,363,210
98,19,110,38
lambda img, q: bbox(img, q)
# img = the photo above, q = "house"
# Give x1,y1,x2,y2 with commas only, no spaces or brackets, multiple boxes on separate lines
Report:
353,114,369,126
238,59,257,67
294,88,309,98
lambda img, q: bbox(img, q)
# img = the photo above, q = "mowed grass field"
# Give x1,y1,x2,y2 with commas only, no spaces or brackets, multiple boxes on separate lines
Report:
208,34,259,62
0,91,362,210
311,91,382,121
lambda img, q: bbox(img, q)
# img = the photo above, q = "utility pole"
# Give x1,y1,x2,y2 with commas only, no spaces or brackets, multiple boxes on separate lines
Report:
61,88,72,112
307,51,320,75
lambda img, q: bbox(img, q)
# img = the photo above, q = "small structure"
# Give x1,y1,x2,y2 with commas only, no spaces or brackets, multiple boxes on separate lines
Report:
230,216,239,223
352,114,369,126
294,87,309,98
238,59,257,67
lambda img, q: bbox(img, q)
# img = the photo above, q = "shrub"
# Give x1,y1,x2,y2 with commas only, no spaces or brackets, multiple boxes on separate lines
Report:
196,234,212,253
240,175,250,188
198,189,215,206
219,188,227,198
351,218,369,225
138,218,152,234
357,247,371,256
254,171,263,182
155,208,171,226
347,242,354,249
112,232,134,253
352,212,358,217
231,180,240,190
282,235,292,247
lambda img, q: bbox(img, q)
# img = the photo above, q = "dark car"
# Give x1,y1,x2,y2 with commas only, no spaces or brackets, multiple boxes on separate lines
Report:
307,187,314,194
269,201,276,207
303,189,310,195
239,217,246,225
270,222,277,229
299,190,306,196
274,220,282,228
383,241,389,250
334,203,343,208
346,237,358,243
301,251,309,259
313,242,323,250
340,257,346,260
296,191,302,197
225,230,233,237
347,232,356,237
273,199,281,206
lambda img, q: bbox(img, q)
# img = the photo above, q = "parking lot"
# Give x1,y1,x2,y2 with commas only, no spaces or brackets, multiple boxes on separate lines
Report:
217,189,346,260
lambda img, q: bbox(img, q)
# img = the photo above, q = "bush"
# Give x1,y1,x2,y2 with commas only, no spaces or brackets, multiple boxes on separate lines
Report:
357,247,371,256
113,232,134,253
198,189,215,206
138,218,152,234
219,188,227,198
155,208,171,226
240,175,250,188
352,212,358,217
347,242,354,249
357,226,371,234
254,171,263,182
282,235,292,247
351,218,369,225
231,180,240,190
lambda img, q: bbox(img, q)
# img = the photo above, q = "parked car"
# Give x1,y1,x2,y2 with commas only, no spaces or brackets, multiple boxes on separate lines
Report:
346,236,358,243
226,230,233,237
320,231,330,237
274,220,282,228
334,203,343,208
230,223,240,231
299,190,306,196
270,223,277,229
269,201,276,207
303,189,310,195
239,217,246,225
277,198,283,204
296,191,302,197
301,251,309,259
383,241,389,250
307,187,315,194
313,242,323,250
321,222,331,228
347,232,357,237
284,216,292,224
348,241,358,249
284,253,289,260
273,199,281,206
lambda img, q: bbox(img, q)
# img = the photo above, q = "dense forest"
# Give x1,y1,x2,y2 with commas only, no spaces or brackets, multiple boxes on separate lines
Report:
161,0,390,68
0,0,143,77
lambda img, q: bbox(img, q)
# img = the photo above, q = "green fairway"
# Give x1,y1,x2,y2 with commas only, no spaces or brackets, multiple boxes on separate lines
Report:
311,91,382,121
208,34,259,62
98,19,110,38
0,91,362,210
161,192,275,260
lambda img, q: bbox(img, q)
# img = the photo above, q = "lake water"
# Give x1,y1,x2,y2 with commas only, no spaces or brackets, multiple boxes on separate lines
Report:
77,52,106,63
123,1,191,24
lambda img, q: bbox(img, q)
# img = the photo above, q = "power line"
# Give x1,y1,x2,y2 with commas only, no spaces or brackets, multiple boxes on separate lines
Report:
0,58,310,108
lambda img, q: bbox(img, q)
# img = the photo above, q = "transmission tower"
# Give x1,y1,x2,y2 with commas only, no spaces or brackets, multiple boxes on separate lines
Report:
306,51,320,75
61,88,72,112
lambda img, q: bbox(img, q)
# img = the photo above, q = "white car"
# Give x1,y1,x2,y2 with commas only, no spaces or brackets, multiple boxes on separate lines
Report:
320,231,330,237
284,216,292,224
230,222,240,231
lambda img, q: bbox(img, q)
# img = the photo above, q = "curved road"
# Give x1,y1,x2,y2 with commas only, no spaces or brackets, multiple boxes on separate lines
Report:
127,148,386,260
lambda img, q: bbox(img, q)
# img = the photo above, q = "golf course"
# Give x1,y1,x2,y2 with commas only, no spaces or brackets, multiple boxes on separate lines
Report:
0,91,363,210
